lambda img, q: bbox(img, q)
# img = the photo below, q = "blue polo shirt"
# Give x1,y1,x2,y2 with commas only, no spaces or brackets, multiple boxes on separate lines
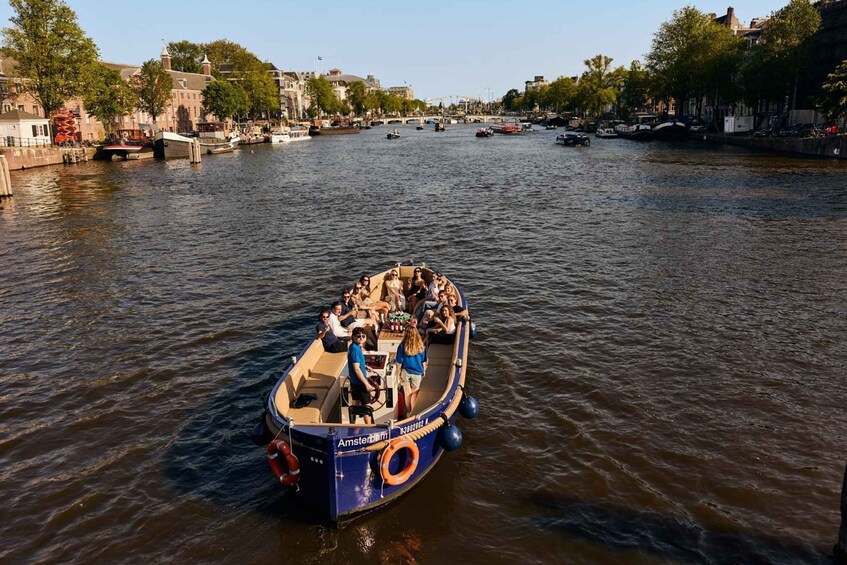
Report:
395,344,427,376
347,342,368,390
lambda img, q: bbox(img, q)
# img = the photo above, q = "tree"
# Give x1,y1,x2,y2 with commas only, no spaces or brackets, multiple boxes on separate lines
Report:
578,54,626,117
502,88,520,110
647,7,744,118
1,0,98,119
819,60,847,120
760,0,821,110
544,77,577,114
168,40,203,73
203,39,278,119
306,75,338,116
619,61,651,118
132,60,173,124
347,80,367,115
83,63,135,137
202,80,248,121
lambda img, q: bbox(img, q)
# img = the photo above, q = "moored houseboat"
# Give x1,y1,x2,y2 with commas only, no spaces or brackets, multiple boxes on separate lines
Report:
614,123,654,141
652,120,689,141
153,131,193,159
252,264,477,522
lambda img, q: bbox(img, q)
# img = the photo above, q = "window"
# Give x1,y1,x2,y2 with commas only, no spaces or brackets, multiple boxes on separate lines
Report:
32,124,38,137
17,104,24,111
3,105,9,112
41,124,47,136
33,106,38,115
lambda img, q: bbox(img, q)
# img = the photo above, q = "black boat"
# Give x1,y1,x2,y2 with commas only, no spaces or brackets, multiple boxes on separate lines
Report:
614,124,653,141
652,121,689,141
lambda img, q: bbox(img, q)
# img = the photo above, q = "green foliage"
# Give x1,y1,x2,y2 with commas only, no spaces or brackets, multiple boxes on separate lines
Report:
544,77,577,113
168,40,203,73
347,81,367,115
132,59,173,124
2,0,99,116
578,54,625,117
307,75,338,116
382,92,403,114
203,39,278,119
202,80,248,120
509,95,523,112
759,0,821,108
819,60,847,119
647,6,744,116
619,61,650,118
83,63,135,136
502,88,520,110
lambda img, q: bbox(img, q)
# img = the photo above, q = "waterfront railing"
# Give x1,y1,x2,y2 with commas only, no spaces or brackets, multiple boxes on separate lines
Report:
0,136,53,148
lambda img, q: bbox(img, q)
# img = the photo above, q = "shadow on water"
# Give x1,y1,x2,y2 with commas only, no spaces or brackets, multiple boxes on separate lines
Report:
160,308,329,524
529,490,832,564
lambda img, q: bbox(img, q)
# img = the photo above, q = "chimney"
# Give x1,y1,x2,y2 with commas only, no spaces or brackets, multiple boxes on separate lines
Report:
161,46,171,71
726,6,735,28
201,54,211,76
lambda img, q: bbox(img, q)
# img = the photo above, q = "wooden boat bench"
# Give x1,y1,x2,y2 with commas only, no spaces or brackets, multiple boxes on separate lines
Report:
273,340,347,423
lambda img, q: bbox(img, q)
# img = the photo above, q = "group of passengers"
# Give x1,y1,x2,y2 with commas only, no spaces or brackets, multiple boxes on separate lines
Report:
315,269,466,420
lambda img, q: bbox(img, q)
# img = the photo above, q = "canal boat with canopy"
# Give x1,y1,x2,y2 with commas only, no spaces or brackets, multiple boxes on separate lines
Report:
252,263,477,522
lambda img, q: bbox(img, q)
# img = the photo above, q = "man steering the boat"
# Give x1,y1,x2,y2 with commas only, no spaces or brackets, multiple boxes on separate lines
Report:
347,328,375,424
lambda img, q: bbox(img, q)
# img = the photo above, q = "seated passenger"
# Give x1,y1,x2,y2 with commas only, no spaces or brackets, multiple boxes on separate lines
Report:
405,267,427,313
417,309,436,337
356,275,390,321
347,328,375,424
329,301,378,350
338,288,359,328
383,269,406,312
394,324,428,418
317,308,348,353
444,293,468,319
426,305,456,345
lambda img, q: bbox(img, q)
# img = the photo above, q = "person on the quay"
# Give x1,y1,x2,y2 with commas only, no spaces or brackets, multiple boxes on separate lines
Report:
347,328,375,424
316,308,347,353
394,323,428,418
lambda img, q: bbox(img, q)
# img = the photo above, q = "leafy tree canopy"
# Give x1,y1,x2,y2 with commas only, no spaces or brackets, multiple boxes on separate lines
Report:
578,54,626,117
544,77,577,113
132,59,173,124
202,80,248,121
502,88,520,110
307,75,338,116
2,0,99,116
819,60,847,120
83,62,136,136
167,40,204,73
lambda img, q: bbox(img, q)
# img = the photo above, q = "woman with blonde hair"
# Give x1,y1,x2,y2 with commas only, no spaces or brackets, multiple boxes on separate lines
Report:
394,323,428,418
383,269,406,312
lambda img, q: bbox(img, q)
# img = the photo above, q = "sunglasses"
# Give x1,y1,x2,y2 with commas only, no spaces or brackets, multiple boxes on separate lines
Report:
354,286,362,290
343,294,350,298
354,334,366,339
321,315,329,319
414,269,421,273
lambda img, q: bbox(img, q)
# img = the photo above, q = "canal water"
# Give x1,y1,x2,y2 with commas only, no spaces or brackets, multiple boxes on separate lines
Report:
2,125,846,564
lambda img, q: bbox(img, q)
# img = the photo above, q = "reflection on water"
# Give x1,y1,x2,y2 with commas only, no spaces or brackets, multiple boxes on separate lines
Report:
1,127,846,563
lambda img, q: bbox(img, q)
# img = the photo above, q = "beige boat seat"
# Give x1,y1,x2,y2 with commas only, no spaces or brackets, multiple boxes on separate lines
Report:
274,342,345,423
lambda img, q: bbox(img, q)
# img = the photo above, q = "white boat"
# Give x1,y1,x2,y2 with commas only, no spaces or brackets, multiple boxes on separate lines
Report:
269,126,312,144
595,128,618,138
288,127,311,142
268,132,291,144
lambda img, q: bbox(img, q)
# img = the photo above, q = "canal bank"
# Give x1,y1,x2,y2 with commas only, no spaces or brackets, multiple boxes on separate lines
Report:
706,131,847,159
0,146,95,169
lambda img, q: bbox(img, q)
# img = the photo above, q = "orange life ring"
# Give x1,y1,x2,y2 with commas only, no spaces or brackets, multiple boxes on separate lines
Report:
379,435,419,486
267,439,300,487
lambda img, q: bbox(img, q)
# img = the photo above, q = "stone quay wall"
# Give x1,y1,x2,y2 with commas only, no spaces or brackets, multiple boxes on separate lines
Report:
705,133,847,160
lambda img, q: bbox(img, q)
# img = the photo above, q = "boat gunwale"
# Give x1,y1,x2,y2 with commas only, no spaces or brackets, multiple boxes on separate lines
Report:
265,265,469,441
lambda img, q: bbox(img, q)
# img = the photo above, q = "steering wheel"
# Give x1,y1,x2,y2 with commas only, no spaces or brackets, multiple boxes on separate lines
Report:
341,374,385,409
